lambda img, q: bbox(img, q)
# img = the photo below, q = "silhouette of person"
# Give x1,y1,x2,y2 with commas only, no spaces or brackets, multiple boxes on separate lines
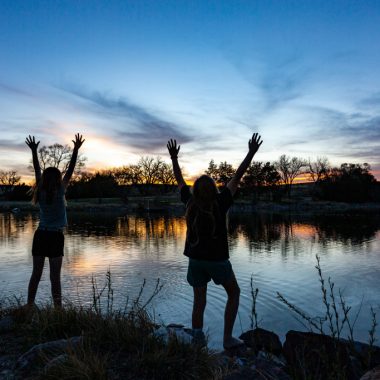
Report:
167,133,263,348
26,134,85,308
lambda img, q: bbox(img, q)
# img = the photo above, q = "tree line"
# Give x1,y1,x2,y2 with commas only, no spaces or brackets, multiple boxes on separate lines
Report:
0,142,378,202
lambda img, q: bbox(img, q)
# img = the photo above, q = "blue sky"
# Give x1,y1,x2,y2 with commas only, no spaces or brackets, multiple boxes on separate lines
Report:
1,0,380,181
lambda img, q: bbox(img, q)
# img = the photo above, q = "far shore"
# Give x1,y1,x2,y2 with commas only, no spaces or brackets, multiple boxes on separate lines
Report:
2,196,380,215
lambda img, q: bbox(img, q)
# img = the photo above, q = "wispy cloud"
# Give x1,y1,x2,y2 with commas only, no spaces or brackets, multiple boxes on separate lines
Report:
59,84,196,151
0,139,26,152
358,92,380,108
0,82,33,98
226,51,309,112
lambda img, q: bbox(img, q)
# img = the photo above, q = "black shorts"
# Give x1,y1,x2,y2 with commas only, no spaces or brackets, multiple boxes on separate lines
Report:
32,229,64,257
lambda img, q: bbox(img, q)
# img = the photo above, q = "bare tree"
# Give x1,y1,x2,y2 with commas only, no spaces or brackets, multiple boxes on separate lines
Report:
308,157,331,183
29,144,86,175
138,156,163,185
275,154,307,196
157,162,176,185
0,170,21,192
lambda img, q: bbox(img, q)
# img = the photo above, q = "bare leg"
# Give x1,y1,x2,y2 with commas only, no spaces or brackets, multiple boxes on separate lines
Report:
27,256,45,305
192,286,207,329
221,272,241,348
49,256,63,308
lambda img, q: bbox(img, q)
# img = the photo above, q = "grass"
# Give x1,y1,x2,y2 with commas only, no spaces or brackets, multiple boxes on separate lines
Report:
0,272,221,380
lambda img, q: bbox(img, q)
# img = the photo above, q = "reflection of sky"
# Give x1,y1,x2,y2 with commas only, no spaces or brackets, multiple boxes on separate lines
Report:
1,1,380,181
1,211,379,348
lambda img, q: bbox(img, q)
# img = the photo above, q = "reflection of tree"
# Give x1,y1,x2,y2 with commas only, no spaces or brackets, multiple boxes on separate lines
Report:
313,214,380,246
2,212,379,261
228,213,380,255
228,213,283,253
0,213,38,242
65,212,187,255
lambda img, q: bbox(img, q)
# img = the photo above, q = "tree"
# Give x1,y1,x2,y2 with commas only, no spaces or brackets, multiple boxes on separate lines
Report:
217,161,236,186
307,157,331,183
0,170,21,193
242,162,281,199
138,156,163,185
30,144,86,175
317,163,377,202
205,160,218,182
205,160,235,186
243,162,265,188
275,155,307,196
157,162,176,185
261,162,281,187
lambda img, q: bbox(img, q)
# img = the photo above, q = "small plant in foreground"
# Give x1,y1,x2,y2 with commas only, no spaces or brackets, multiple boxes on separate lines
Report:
250,274,259,329
0,272,220,380
276,255,378,379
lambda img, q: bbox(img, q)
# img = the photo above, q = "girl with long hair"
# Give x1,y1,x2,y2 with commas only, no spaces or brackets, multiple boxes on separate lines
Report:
26,133,85,307
167,133,262,349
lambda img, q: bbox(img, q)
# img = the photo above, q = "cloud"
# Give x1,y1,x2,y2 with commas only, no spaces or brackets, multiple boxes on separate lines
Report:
0,139,26,152
226,51,308,111
0,82,33,98
59,84,196,151
358,92,380,108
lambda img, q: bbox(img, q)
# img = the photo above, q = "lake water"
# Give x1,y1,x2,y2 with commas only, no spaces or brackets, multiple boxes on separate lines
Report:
0,210,379,348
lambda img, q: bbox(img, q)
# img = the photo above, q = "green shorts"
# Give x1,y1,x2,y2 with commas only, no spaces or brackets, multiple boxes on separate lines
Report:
187,258,233,287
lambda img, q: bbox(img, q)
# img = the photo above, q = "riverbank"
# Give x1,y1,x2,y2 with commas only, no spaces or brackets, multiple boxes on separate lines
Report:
2,196,380,215
1,303,379,380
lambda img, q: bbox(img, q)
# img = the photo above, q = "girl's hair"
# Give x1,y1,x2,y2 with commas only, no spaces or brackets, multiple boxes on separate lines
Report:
185,175,220,246
32,167,62,205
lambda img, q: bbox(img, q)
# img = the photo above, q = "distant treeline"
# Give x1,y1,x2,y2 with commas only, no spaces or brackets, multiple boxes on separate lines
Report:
0,145,379,202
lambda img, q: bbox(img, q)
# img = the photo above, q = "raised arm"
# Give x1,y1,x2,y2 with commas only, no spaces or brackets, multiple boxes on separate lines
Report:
62,133,85,190
167,139,186,189
227,133,263,196
25,135,41,183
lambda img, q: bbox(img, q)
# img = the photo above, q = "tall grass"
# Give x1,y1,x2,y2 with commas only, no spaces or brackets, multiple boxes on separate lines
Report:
1,272,220,380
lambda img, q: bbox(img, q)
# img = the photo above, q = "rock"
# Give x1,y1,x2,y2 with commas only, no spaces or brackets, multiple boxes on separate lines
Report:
222,344,247,357
222,367,261,380
255,357,291,380
153,325,193,345
16,336,82,371
43,354,69,372
283,330,356,380
360,365,380,380
0,317,14,333
221,358,291,380
345,339,380,369
257,350,286,366
0,369,15,380
166,323,184,329
240,328,282,356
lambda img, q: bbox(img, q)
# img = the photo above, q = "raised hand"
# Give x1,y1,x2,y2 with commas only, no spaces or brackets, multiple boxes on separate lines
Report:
25,135,40,151
248,133,263,155
167,139,180,159
72,133,85,150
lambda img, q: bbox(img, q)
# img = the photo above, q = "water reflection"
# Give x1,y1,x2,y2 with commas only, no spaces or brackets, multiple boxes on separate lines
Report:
0,211,379,347
229,213,380,255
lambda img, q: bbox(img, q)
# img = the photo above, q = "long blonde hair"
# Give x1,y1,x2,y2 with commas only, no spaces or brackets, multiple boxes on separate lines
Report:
32,167,62,205
185,175,220,246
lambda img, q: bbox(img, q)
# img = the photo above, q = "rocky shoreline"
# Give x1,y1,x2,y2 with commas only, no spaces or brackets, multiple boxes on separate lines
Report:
1,313,379,380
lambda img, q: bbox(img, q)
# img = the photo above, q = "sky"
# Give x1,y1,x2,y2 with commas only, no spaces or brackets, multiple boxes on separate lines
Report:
1,0,380,182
